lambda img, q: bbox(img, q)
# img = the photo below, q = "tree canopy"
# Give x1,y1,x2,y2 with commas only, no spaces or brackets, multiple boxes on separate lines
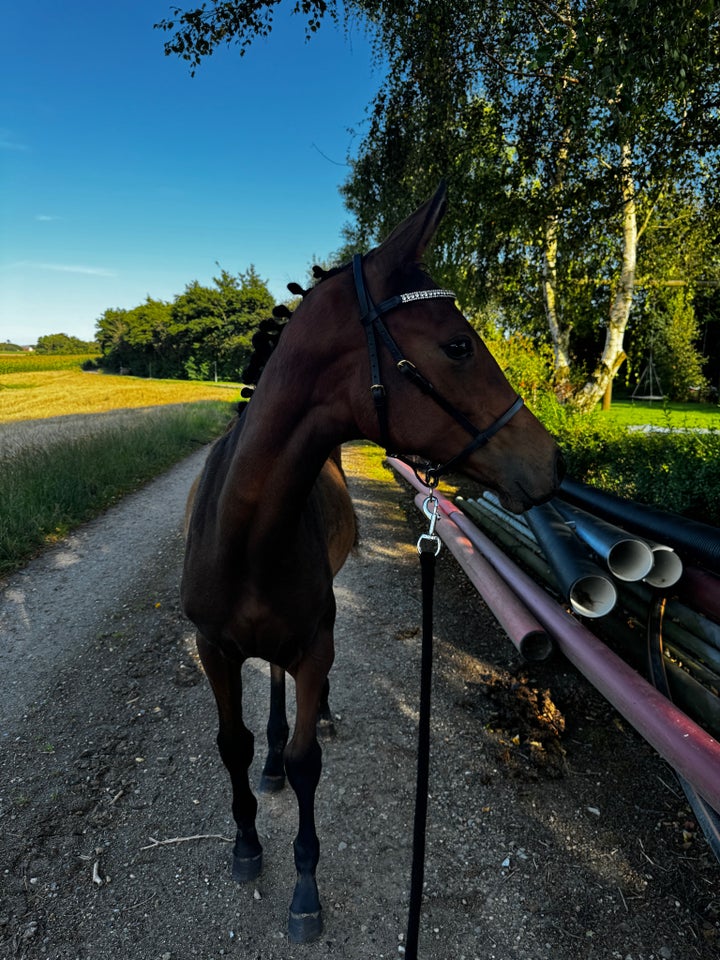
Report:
96,266,275,380
156,1,720,406
35,333,98,354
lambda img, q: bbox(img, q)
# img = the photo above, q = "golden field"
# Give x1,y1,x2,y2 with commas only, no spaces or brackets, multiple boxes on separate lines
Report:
0,369,241,423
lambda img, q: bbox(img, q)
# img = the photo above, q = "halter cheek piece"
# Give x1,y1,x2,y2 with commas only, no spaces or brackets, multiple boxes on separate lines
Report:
352,254,524,487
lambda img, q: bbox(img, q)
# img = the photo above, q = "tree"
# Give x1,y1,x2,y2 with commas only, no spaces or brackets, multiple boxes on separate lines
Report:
95,267,275,380
35,332,97,354
340,0,720,409
157,0,720,409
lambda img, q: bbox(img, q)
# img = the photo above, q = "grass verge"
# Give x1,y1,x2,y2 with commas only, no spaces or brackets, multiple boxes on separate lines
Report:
0,401,232,576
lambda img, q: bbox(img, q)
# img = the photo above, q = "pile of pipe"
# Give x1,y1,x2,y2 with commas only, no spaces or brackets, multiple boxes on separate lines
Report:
388,458,720,827
458,480,720,744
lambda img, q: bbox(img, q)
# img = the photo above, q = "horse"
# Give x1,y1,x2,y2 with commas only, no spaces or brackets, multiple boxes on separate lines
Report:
181,182,564,944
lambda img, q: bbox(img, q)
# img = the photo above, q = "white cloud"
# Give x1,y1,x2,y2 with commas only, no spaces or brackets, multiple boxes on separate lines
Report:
0,129,28,151
34,214,60,222
5,260,116,277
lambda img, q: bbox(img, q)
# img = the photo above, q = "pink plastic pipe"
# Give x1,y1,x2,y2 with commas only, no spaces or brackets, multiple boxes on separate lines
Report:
411,491,553,660
388,459,720,812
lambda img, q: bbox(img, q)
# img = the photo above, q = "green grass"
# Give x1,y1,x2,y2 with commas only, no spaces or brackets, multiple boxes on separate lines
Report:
0,401,233,575
598,396,720,430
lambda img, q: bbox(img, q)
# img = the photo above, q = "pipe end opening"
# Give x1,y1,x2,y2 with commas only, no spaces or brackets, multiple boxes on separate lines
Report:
607,539,654,582
569,575,617,619
645,547,683,588
519,630,554,662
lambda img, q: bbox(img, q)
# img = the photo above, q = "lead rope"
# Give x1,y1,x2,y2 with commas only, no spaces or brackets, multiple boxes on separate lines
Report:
405,493,441,960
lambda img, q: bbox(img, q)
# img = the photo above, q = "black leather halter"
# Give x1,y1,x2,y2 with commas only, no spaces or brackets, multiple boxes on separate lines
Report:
352,253,524,486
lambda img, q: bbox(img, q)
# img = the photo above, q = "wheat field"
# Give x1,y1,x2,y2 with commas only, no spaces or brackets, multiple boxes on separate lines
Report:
0,369,240,423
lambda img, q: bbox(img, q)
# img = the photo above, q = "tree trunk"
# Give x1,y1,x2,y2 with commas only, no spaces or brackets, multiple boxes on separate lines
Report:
542,131,572,392
571,142,636,412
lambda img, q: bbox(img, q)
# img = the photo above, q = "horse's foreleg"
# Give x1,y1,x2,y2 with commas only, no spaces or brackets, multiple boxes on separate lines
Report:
196,634,263,883
284,650,333,944
259,664,289,793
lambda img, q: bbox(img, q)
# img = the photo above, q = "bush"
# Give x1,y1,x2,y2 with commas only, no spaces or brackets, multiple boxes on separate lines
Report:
483,330,720,525
553,413,720,525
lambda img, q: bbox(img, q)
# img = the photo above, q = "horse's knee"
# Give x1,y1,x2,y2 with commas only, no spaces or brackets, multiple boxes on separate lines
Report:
285,738,322,795
217,725,254,773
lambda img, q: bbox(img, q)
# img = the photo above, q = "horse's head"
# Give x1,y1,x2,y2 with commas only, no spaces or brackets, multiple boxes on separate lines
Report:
344,182,563,512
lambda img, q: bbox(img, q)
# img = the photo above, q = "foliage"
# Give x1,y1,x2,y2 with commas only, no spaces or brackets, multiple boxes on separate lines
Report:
0,342,25,353
35,332,97,354
96,266,275,380
553,413,720,525
156,1,720,410
627,287,708,400
0,402,232,575
155,0,334,75
476,328,720,522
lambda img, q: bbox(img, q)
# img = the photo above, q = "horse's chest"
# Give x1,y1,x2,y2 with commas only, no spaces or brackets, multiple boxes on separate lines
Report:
220,577,333,667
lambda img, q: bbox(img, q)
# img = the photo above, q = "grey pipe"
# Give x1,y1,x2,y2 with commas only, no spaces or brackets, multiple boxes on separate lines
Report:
526,502,617,618
553,500,654,582
481,492,533,537
466,497,540,552
560,477,720,571
643,542,683,588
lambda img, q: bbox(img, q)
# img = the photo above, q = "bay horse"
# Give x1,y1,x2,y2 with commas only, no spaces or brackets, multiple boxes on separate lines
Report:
182,183,563,943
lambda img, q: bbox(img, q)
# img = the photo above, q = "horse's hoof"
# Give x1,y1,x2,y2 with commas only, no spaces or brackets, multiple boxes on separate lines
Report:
288,907,323,944
259,772,286,794
232,851,263,883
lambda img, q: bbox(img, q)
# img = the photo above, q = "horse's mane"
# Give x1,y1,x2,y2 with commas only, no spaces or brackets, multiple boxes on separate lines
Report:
239,263,347,403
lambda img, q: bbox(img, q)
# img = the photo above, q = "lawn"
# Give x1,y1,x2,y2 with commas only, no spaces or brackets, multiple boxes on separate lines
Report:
597,396,720,430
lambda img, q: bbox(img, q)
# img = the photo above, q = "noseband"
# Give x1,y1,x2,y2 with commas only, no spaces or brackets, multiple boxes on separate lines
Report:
352,254,524,486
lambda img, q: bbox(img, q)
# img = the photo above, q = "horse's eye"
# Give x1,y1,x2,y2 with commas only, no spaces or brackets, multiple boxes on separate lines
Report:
442,337,473,361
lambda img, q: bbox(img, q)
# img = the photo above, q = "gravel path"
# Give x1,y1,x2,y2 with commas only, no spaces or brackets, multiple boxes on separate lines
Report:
1,445,718,960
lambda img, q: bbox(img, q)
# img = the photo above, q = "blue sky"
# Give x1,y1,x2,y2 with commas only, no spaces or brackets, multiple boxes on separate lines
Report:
0,1,382,345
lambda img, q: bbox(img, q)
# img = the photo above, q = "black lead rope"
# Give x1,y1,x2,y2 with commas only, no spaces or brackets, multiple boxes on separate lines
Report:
405,498,441,959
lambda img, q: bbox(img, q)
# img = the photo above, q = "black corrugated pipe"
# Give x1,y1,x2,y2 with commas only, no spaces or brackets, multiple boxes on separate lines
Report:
526,502,617,618
559,477,720,572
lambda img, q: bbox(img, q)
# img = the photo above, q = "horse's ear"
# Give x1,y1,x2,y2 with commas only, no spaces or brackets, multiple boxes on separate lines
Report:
371,181,447,267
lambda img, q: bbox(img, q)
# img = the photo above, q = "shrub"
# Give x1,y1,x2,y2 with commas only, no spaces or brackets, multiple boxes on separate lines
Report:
553,413,720,525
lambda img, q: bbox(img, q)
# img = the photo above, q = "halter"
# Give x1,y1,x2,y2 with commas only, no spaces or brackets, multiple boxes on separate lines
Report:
352,254,524,486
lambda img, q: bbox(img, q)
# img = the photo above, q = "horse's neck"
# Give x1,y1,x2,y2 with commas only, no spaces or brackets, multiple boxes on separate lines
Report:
221,385,345,554
219,285,359,551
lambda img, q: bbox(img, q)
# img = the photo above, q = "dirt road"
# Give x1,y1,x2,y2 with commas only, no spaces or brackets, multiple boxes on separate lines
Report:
1,444,718,960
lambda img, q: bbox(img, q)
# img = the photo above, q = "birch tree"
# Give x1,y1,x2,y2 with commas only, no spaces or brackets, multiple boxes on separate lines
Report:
157,0,720,408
